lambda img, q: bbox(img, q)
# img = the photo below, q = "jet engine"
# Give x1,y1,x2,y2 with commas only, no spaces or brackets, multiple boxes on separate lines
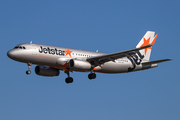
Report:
69,59,92,71
35,66,60,77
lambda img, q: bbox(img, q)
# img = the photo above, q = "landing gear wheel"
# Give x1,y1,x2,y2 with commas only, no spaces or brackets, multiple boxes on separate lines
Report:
64,69,74,84
92,73,96,79
26,70,31,75
88,74,92,79
26,63,32,75
65,77,73,84
88,73,96,80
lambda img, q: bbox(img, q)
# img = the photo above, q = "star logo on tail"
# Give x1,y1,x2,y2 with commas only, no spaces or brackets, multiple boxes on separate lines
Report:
140,37,151,55
64,49,73,57
140,34,158,55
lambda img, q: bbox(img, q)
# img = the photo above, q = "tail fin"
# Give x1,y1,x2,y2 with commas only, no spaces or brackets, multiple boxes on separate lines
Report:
136,31,158,61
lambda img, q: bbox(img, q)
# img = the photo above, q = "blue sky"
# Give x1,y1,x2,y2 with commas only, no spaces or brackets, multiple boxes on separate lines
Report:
1,0,179,120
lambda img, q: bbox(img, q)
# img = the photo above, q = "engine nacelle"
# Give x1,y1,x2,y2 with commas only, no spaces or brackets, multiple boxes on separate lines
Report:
69,59,92,70
35,66,60,77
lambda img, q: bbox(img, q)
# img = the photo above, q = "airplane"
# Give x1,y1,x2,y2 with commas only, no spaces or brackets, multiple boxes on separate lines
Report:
7,31,171,83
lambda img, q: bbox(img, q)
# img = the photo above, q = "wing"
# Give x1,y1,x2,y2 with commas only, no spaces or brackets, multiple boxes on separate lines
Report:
87,45,152,66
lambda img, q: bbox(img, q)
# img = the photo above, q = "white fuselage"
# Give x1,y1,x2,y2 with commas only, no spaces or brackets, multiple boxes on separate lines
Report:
7,31,171,84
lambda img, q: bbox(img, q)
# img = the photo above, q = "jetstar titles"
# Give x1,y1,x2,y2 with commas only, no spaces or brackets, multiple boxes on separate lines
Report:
39,46,66,56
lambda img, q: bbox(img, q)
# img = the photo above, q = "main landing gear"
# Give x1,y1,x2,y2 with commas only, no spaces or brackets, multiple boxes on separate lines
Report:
88,73,96,79
88,70,96,80
26,63,32,75
64,69,73,84
64,69,96,84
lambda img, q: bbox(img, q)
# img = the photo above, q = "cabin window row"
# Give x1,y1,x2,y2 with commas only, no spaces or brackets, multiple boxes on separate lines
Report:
71,53,93,57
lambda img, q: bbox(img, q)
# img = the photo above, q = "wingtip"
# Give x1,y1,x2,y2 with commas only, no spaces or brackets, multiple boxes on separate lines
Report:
167,59,172,61
163,59,172,62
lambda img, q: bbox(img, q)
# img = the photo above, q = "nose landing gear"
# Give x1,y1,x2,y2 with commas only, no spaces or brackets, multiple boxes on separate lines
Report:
26,63,32,75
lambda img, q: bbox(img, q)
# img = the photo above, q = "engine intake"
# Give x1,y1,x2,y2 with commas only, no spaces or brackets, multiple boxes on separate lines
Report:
35,66,60,77
69,59,92,70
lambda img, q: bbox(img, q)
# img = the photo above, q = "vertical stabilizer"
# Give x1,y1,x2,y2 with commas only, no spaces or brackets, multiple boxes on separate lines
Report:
136,31,158,61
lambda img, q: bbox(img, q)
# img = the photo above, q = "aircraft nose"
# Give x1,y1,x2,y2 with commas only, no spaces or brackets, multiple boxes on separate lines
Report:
7,50,16,59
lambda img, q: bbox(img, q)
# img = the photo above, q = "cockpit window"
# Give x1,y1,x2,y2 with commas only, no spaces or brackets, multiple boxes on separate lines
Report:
14,46,19,49
14,46,26,49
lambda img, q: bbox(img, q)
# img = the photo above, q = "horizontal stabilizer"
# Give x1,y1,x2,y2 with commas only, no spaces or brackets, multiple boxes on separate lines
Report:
142,59,172,65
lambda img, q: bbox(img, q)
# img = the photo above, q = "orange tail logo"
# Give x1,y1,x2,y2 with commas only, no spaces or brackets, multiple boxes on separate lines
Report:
140,34,158,55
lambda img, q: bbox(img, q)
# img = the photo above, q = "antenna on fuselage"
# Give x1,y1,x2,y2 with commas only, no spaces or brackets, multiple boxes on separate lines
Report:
96,50,98,52
30,41,32,44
